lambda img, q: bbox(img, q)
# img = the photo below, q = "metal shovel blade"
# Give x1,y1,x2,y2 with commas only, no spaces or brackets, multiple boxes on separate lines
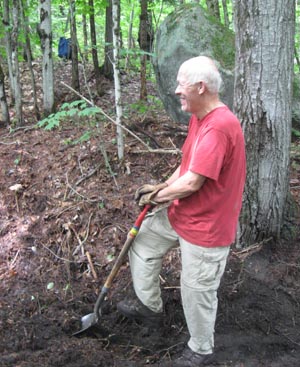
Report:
72,313,98,336
72,205,151,336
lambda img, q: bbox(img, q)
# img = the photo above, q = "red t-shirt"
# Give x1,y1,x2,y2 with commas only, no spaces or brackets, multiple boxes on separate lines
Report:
168,106,246,247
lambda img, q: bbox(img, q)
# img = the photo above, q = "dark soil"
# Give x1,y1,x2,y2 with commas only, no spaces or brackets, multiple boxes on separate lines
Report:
1,62,300,367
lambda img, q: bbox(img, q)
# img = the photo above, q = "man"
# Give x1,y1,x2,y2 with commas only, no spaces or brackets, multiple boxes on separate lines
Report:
117,56,246,366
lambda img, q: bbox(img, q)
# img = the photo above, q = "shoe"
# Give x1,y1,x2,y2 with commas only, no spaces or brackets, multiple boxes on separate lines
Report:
117,297,163,327
160,346,214,367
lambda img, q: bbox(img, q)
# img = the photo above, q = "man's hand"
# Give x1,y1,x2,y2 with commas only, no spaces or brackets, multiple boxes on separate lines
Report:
135,183,168,207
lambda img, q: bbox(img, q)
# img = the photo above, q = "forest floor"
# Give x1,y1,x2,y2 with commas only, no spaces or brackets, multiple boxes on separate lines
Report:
0,61,300,367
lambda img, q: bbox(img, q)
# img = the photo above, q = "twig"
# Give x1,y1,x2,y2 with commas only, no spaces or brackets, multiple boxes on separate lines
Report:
74,164,101,187
232,237,272,261
0,141,20,145
65,173,98,202
40,242,73,263
72,213,93,256
131,148,181,154
9,249,20,269
86,251,97,279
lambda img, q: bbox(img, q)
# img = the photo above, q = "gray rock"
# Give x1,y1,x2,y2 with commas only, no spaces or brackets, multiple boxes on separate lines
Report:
152,4,235,124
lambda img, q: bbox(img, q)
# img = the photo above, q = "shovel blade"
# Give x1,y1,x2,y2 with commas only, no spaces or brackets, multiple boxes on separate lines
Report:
72,312,98,336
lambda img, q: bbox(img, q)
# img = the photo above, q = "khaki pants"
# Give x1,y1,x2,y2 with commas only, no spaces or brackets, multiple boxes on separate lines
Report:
128,207,230,355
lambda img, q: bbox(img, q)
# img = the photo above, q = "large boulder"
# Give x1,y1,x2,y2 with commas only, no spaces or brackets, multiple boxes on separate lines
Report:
152,4,235,124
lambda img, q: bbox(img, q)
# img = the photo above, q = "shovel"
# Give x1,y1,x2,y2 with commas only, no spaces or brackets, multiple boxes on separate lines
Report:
73,204,151,336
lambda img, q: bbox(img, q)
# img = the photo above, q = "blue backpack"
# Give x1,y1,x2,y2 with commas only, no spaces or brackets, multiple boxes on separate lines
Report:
58,37,72,59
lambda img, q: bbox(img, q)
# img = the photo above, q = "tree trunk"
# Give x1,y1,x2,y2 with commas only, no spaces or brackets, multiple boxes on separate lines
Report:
3,0,15,103
112,0,124,160
0,63,10,125
206,0,220,20
11,0,23,125
19,0,40,120
125,3,135,71
221,0,230,28
70,0,80,91
82,10,88,63
38,0,54,116
234,0,295,246
139,0,153,100
102,0,114,80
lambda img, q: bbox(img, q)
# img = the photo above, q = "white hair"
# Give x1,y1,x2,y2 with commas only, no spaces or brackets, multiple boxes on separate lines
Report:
181,56,223,94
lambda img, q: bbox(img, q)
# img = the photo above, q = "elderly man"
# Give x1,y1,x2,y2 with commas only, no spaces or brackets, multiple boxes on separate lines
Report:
117,56,246,366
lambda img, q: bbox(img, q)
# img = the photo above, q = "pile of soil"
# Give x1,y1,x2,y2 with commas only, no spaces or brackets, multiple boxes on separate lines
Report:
0,64,300,366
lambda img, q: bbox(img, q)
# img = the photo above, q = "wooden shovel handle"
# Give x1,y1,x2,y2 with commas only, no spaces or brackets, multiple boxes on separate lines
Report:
103,204,151,290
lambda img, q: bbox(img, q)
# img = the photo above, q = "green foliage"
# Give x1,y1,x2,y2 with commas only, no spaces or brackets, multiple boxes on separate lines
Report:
292,128,300,138
37,100,102,147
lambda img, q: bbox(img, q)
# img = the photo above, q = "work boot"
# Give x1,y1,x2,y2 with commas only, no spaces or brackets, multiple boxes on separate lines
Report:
159,346,214,367
117,297,163,328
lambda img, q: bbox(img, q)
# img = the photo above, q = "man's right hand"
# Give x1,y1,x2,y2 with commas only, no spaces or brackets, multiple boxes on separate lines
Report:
134,183,168,204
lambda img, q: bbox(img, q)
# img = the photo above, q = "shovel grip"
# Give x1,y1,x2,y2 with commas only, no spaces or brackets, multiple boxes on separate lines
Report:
129,204,151,237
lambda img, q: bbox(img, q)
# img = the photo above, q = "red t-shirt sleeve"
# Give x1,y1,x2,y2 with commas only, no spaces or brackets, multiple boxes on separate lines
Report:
189,129,228,181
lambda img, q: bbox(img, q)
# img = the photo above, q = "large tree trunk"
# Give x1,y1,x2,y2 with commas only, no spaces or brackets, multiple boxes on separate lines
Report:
38,0,54,116
234,0,295,246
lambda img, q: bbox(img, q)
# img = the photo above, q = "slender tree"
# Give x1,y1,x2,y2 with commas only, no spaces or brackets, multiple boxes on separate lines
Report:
89,0,103,94
0,63,10,125
70,0,80,91
234,0,295,246
11,0,23,125
3,0,15,103
102,0,114,80
38,0,54,116
112,0,124,160
19,0,40,119
221,0,230,27
206,0,220,20
139,0,153,100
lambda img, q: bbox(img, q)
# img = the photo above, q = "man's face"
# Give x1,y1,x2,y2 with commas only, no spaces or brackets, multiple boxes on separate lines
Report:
175,70,200,114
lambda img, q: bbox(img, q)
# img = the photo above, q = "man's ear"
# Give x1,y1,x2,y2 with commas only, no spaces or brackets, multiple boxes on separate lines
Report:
198,82,204,94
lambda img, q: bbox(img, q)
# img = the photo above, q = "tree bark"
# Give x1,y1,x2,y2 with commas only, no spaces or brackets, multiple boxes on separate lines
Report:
112,0,124,160
19,0,40,120
234,0,295,246
3,0,15,103
89,0,103,94
139,0,153,100
102,0,114,80
0,63,10,125
38,0,54,116
82,10,88,63
70,0,80,91
11,0,23,125
206,0,220,20
221,0,230,27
